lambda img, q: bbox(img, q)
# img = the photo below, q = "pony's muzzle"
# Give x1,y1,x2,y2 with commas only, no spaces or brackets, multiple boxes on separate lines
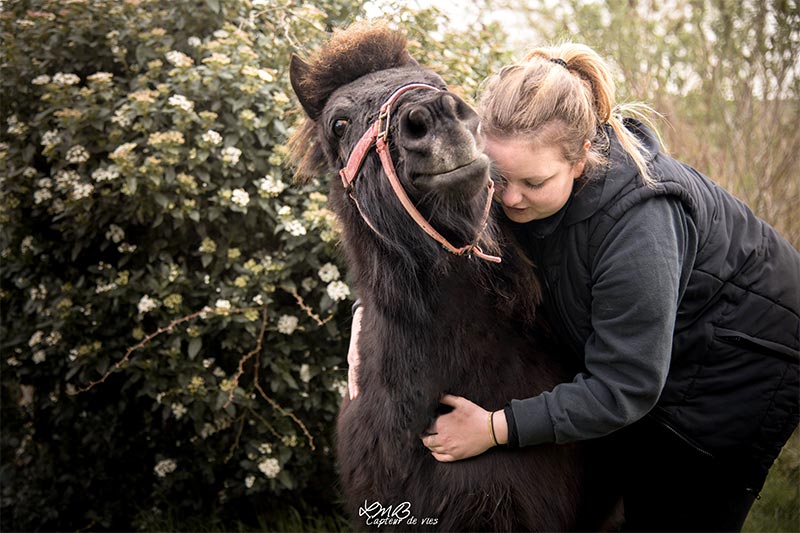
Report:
397,92,480,155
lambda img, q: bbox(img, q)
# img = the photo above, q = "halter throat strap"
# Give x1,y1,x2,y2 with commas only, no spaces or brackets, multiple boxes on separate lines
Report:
338,83,501,264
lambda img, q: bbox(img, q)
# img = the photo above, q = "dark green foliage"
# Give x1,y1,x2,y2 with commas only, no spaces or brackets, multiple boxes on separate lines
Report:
0,1,510,530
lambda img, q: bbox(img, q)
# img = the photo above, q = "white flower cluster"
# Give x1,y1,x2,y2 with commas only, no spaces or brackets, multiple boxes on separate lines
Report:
41,129,61,148
70,182,94,201
272,91,290,105
47,331,62,346
138,295,159,314
203,52,231,66
231,188,250,207
256,174,286,197
87,72,113,84
187,36,202,47
29,331,44,347
241,65,275,82
318,263,340,283
168,94,194,112
257,442,272,454
171,402,187,419
109,142,137,161
334,379,348,397
53,72,80,86
165,50,193,68
277,315,298,335
32,75,51,85
105,224,125,243
326,280,351,301
91,165,120,182
111,108,133,128
214,299,231,311
53,171,78,194
34,183,52,204
7,115,26,136
284,220,306,237
20,236,34,254
258,457,281,479
221,146,241,165
96,281,118,294
299,364,312,383
30,284,47,301
154,458,177,478
245,475,255,488
66,145,90,164
202,129,222,145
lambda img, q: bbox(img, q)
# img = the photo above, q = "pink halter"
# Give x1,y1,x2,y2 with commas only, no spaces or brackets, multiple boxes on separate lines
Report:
338,83,501,264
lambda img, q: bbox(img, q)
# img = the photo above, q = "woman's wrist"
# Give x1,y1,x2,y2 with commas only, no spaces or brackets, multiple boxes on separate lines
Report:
491,408,509,445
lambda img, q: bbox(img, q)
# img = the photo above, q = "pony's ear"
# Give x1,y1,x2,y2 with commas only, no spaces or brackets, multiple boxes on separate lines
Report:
402,51,420,67
290,54,323,120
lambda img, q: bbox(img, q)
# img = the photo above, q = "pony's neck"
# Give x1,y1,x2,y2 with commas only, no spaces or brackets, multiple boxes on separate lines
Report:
353,238,489,322
355,248,496,432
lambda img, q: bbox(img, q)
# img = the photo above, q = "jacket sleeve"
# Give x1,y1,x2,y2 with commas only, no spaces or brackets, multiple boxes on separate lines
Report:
509,196,696,446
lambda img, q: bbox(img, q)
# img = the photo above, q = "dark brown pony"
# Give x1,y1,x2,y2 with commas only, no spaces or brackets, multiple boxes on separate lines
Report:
289,23,612,531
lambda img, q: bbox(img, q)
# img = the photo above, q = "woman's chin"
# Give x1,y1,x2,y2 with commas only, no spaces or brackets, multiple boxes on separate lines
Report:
502,206,535,223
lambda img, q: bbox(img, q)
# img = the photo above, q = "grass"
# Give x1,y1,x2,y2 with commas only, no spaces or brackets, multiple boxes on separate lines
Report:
743,427,800,533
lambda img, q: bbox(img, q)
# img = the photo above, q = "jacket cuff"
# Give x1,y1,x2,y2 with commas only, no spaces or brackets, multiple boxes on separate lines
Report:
503,404,519,448
510,395,556,447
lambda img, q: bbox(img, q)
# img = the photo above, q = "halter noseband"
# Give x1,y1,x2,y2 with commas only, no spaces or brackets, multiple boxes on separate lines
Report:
339,83,501,264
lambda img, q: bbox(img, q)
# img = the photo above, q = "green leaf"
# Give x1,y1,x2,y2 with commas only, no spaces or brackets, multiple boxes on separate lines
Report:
188,338,202,359
277,469,294,490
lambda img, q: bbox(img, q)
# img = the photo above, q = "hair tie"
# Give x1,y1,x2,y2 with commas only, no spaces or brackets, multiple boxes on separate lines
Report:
549,57,568,69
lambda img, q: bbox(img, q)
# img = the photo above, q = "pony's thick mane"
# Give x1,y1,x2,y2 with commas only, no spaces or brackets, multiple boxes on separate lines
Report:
288,22,411,180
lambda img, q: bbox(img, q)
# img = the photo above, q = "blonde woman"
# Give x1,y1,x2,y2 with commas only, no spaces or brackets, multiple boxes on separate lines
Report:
349,43,799,531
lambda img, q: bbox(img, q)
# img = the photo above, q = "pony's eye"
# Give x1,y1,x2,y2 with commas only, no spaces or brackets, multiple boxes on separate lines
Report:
332,118,349,138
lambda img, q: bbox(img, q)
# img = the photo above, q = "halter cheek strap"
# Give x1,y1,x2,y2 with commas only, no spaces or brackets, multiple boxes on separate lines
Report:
339,83,501,264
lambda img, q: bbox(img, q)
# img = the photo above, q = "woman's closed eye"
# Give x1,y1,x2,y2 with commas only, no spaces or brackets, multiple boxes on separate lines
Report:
524,180,546,190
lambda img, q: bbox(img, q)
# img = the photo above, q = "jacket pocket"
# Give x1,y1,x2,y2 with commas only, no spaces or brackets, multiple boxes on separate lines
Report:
648,410,715,459
714,326,799,364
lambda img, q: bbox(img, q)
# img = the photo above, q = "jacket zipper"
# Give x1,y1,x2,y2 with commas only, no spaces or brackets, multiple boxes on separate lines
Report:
651,416,714,459
715,332,799,364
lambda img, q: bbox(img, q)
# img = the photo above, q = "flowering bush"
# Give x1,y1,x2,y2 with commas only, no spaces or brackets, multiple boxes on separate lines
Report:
0,0,508,529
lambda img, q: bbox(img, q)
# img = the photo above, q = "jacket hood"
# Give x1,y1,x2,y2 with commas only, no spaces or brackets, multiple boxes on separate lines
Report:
563,117,661,226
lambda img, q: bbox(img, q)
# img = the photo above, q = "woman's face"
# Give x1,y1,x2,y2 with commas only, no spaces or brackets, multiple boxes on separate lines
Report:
485,136,585,223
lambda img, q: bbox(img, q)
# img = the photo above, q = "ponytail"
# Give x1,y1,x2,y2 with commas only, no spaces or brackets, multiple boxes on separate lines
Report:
481,43,660,186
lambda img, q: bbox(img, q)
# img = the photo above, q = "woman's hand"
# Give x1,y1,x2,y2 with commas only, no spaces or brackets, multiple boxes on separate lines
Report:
421,394,508,462
347,306,363,400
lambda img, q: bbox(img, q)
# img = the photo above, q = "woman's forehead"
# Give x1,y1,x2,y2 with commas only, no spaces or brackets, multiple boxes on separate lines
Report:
486,138,564,174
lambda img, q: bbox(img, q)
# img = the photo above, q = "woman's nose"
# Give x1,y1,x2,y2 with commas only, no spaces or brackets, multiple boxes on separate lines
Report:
501,183,522,207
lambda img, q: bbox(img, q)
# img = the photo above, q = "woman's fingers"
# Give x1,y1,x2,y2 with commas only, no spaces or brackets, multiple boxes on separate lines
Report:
347,307,363,400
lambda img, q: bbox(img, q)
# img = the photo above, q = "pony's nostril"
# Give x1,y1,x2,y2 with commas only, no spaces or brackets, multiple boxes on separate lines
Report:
403,107,429,139
441,93,458,117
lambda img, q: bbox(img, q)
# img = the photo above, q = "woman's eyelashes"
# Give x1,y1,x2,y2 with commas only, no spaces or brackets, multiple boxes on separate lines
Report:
524,179,546,190
491,168,546,191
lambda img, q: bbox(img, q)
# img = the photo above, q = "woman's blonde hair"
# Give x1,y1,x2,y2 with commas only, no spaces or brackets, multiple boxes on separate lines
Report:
479,43,658,185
